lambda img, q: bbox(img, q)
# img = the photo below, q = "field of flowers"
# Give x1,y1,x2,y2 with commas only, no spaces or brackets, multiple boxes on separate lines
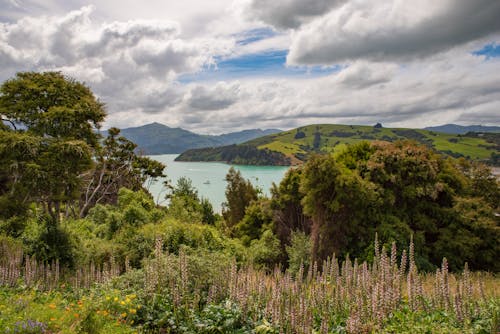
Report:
1,237,499,333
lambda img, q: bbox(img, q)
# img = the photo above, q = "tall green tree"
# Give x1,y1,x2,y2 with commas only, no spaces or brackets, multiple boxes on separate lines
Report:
222,167,258,232
1,71,166,222
0,72,105,221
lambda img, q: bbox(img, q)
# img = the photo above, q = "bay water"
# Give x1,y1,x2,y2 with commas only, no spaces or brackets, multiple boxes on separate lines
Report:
147,154,290,212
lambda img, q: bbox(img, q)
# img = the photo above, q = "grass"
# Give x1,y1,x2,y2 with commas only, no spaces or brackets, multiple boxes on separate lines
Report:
246,124,498,163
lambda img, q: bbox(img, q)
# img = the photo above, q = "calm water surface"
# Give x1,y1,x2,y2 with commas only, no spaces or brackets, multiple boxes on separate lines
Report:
147,154,290,212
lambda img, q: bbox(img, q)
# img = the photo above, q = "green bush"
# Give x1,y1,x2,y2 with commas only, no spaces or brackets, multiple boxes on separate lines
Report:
286,230,312,275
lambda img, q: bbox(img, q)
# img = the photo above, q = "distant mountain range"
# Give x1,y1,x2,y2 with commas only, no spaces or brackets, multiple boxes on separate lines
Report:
423,124,500,134
177,124,500,166
102,122,281,154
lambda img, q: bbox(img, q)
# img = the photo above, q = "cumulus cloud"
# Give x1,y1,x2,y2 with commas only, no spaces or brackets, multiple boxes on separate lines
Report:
286,0,500,64
0,6,234,121
155,51,500,133
1,2,499,133
247,0,346,29
187,82,240,111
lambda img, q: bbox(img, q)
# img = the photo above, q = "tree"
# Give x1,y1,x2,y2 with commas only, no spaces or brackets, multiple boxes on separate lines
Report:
0,72,105,221
296,140,499,271
222,167,258,231
300,152,378,261
270,168,311,262
0,71,105,147
0,71,166,222
79,127,165,217
167,177,216,225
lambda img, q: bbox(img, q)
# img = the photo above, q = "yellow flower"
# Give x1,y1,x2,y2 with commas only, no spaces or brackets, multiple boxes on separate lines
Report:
74,313,79,318
50,317,56,321
102,310,109,316
120,312,127,318
114,297,118,302
106,296,110,301
48,303,56,309
129,308,136,314
120,301,125,305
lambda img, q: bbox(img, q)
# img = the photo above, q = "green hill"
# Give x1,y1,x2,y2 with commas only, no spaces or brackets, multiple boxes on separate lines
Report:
176,124,500,165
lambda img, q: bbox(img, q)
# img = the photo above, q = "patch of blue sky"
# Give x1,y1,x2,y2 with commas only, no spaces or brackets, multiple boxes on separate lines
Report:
473,43,500,59
178,50,340,83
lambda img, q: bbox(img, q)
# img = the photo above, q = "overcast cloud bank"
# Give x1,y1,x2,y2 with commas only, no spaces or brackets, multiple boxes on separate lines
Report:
0,0,499,132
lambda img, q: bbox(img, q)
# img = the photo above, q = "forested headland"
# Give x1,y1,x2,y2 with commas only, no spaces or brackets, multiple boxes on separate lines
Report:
1,72,499,333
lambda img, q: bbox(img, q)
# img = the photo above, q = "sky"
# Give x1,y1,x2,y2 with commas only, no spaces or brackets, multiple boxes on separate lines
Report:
0,0,499,134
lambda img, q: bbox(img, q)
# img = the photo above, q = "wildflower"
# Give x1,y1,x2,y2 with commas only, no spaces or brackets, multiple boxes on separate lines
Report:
106,296,110,301
114,297,118,302
102,310,109,316
129,308,136,314
121,312,127,318
120,301,125,305
74,313,79,318
50,318,56,321
49,303,56,309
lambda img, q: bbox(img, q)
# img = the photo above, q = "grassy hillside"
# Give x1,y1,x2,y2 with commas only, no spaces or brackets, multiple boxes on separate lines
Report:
177,124,499,165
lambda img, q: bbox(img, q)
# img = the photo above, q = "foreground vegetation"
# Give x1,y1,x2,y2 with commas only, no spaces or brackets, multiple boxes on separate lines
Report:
1,72,499,332
1,233,499,333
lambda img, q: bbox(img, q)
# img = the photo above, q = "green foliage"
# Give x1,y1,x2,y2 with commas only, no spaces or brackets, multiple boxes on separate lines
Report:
0,72,105,222
222,168,258,231
381,301,500,334
193,301,254,333
176,144,291,165
268,141,500,271
0,72,105,146
235,200,272,245
286,230,312,275
248,230,281,269
167,177,217,225
21,215,77,266
80,127,166,217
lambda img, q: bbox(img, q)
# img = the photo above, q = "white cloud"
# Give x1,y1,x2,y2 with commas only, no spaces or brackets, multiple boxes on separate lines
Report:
0,6,234,122
286,0,500,64
1,2,500,133
246,0,346,29
132,50,499,133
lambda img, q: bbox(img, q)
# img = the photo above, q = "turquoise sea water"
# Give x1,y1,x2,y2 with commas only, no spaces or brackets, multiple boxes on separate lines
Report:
147,154,290,212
